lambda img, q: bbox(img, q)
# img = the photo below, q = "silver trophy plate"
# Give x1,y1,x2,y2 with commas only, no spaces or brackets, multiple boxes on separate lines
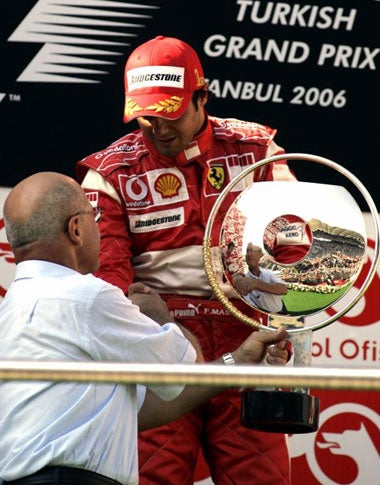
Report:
203,153,379,433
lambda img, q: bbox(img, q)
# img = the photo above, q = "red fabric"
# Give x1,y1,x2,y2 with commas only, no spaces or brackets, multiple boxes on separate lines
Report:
76,115,295,484
124,36,205,123
139,312,291,485
76,115,291,293
139,397,290,485
264,214,312,265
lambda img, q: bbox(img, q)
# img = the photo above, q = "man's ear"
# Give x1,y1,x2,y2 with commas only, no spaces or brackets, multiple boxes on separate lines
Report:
67,216,81,243
200,92,208,107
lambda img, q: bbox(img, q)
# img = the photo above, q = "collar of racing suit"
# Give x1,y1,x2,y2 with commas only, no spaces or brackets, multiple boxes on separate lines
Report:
142,111,213,166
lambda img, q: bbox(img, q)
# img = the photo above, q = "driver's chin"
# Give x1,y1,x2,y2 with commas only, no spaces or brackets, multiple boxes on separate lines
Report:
157,146,179,157
155,141,184,158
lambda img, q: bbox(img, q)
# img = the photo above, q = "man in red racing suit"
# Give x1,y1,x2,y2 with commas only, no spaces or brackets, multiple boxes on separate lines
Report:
76,36,296,485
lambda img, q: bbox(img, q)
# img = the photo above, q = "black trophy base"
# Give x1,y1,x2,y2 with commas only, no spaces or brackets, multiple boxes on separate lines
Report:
241,390,320,434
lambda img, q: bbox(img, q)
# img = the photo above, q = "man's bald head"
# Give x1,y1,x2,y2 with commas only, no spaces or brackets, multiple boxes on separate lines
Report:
247,243,263,254
4,172,87,249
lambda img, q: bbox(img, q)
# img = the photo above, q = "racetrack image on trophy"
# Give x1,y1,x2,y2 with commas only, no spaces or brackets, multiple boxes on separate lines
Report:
204,153,379,434
227,181,366,318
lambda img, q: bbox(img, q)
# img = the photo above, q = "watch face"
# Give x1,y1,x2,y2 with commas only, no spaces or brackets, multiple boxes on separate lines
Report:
222,353,236,365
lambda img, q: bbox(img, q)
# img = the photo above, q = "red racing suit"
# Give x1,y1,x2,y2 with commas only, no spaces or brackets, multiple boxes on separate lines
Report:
77,114,295,485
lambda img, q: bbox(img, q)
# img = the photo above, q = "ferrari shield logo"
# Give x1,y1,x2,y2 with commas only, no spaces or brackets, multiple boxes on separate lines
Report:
207,165,225,190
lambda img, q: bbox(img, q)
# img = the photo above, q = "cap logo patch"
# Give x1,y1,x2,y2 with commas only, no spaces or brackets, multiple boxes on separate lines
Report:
146,95,183,114
194,68,205,87
125,96,184,117
127,66,185,91
124,98,143,117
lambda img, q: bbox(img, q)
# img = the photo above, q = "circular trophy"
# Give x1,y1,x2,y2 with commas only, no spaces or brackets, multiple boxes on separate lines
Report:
203,153,379,434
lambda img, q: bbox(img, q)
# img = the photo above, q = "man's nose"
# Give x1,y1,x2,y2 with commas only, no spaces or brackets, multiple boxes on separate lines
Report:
150,117,169,134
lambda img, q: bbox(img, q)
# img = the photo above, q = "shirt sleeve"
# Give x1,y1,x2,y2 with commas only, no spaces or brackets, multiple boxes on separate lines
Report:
137,385,147,410
86,283,197,399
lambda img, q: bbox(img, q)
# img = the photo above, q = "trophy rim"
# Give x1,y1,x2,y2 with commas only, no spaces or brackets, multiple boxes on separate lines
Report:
203,153,380,334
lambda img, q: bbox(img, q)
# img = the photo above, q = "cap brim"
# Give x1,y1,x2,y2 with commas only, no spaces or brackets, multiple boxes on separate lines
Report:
123,91,192,123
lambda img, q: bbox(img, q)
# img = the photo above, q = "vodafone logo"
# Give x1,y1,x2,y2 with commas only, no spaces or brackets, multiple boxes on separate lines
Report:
290,402,380,485
125,176,149,202
0,216,15,300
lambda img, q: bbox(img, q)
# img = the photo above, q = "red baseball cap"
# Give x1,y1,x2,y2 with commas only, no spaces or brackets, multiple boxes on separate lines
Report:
123,35,205,123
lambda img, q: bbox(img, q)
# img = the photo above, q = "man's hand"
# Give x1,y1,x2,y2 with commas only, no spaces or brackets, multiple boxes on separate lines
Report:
139,326,289,431
128,283,204,360
232,327,288,365
128,283,172,325
233,274,254,295
265,338,289,365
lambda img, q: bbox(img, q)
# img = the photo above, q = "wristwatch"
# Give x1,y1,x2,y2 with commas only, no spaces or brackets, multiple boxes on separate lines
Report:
222,352,236,365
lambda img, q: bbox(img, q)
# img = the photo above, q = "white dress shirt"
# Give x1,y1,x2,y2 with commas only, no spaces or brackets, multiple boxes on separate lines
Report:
0,260,196,484
244,267,286,313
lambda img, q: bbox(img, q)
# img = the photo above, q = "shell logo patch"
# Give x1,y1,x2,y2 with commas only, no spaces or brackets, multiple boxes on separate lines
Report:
154,173,181,197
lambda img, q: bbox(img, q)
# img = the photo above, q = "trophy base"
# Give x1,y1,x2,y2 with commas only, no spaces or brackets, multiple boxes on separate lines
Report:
241,389,320,434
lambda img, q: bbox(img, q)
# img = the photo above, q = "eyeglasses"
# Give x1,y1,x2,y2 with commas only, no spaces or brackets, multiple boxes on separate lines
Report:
64,207,102,231
75,207,102,223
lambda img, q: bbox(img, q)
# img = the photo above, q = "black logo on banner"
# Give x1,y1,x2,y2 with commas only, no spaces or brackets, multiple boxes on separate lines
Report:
6,0,163,84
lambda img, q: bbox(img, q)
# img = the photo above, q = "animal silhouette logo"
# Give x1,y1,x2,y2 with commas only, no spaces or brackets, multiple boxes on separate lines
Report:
317,422,379,484
290,402,380,484
207,166,225,190
187,303,202,315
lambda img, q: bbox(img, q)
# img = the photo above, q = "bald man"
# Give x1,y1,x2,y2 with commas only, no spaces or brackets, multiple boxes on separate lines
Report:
0,172,289,485
234,243,288,314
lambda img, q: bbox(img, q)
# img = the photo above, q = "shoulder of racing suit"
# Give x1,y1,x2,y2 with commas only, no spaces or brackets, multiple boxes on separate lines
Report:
209,115,277,146
76,116,278,182
76,129,148,181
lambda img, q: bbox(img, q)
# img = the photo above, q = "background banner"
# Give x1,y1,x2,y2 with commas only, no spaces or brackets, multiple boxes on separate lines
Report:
1,0,379,211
